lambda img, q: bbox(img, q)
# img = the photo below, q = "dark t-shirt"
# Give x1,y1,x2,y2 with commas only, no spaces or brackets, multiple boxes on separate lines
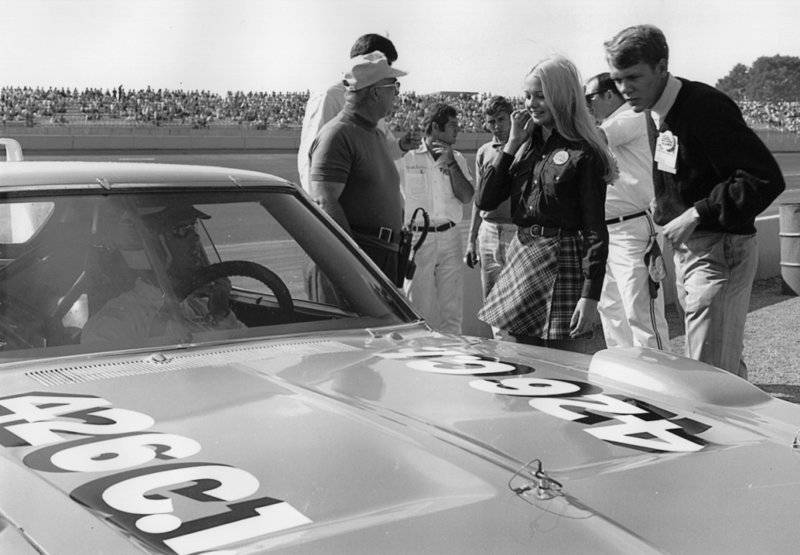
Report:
309,108,403,236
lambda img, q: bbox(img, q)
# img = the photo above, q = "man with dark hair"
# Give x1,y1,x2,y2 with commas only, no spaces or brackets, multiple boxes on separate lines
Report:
585,72,669,350
464,96,515,337
309,52,408,286
604,24,785,377
396,102,473,334
349,33,398,62
297,34,419,191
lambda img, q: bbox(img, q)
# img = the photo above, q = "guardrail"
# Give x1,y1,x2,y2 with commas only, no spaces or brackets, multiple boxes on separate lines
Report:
4,126,800,152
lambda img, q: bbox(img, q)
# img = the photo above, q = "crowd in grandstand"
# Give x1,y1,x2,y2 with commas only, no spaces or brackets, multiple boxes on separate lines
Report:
1,85,798,134
0,86,307,129
739,99,800,134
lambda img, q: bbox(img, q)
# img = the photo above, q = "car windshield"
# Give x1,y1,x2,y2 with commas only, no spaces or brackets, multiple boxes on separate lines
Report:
0,185,415,361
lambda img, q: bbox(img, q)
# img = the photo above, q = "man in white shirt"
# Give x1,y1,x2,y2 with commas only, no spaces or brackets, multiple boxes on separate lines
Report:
397,103,474,334
297,33,419,191
585,72,669,350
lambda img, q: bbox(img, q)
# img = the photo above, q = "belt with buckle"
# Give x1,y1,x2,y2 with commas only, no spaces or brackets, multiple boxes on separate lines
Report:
351,225,396,243
411,221,456,232
521,224,570,238
605,210,648,225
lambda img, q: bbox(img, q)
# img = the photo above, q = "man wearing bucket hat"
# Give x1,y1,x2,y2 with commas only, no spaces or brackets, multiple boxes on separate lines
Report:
297,34,420,192
308,51,408,287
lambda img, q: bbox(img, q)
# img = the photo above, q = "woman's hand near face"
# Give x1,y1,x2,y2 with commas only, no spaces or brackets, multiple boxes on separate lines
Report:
504,109,534,154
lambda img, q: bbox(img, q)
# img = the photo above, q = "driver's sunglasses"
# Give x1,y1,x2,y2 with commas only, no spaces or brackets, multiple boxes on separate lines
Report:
169,220,198,239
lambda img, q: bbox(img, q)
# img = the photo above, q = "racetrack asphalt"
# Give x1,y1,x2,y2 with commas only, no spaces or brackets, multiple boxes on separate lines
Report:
26,149,800,403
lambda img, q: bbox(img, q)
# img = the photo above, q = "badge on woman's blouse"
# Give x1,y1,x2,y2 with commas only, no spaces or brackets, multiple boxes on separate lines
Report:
553,150,569,165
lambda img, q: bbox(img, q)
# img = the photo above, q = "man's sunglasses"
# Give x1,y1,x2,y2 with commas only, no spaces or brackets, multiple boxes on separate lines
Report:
374,81,401,92
169,221,198,239
585,89,610,103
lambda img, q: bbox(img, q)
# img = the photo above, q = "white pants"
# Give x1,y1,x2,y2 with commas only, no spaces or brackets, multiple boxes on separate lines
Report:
599,214,669,350
404,226,463,334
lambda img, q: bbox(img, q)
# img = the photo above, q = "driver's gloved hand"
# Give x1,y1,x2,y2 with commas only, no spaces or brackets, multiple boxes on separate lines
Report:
202,277,233,319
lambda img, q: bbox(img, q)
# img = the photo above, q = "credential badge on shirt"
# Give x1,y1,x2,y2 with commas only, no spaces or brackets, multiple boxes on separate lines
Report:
553,150,569,165
654,130,678,174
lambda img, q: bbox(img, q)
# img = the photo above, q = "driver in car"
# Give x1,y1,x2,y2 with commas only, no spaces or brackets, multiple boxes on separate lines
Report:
81,205,245,347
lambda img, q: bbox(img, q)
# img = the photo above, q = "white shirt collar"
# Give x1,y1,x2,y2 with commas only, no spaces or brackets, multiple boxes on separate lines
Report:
415,139,432,154
608,101,633,121
650,73,682,129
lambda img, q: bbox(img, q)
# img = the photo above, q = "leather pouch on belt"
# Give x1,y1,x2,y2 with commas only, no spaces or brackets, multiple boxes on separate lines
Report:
643,235,667,298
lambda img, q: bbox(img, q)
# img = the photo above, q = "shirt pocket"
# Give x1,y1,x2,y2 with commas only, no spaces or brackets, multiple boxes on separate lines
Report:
541,156,577,197
403,168,428,198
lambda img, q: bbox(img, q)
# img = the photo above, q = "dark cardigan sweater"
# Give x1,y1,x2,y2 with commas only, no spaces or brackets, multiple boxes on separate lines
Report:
653,78,785,234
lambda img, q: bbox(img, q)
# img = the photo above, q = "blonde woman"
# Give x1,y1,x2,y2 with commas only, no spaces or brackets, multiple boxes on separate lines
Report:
476,55,615,351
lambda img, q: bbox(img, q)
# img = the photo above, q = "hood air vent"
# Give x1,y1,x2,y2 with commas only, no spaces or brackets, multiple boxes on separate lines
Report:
26,339,360,386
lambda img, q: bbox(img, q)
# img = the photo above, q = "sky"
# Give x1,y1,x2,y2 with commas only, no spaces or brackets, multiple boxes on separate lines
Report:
1,0,799,97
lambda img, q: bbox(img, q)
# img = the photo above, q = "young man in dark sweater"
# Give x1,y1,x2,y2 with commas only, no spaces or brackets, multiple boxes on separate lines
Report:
604,24,785,378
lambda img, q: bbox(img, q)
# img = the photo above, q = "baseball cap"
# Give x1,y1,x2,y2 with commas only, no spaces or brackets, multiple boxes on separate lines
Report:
343,51,407,91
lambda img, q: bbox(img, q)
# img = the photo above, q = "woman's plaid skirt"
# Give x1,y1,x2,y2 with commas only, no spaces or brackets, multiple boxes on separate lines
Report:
478,231,583,339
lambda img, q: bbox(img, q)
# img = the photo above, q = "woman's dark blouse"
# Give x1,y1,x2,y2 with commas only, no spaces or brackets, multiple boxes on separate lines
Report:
476,128,608,299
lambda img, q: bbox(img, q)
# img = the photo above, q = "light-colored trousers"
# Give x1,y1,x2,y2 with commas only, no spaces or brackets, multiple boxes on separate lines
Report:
672,231,757,378
477,221,517,299
404,226,463,334
599,215,669,350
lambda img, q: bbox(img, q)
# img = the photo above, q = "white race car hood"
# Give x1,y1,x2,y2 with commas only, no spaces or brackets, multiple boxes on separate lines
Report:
1,330,799,554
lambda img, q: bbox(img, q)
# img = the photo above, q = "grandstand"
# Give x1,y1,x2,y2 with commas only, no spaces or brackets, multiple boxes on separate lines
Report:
1,85,798,136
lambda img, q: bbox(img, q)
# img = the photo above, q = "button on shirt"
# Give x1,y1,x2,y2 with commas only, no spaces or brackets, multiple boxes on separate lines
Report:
602,103,655,219
397,142,473,225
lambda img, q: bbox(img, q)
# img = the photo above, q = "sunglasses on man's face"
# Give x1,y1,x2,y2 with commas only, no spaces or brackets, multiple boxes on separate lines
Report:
169,221,198,239
585,91,603,103
374,81,400,93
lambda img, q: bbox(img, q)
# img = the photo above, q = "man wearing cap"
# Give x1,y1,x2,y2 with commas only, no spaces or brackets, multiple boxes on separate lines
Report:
584,72,669,350
297,34,419,192
81,204,245,347
396,103,474,334
308,51,407,287
604,25,785,377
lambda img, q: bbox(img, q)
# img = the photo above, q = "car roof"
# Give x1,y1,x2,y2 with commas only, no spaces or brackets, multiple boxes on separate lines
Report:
0,160,293,189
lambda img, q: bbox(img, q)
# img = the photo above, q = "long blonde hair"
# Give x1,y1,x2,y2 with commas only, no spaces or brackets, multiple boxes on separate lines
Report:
527,55,617,181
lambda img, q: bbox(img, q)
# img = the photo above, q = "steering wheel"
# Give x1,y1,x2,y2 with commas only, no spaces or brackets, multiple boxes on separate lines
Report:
176,260,294,318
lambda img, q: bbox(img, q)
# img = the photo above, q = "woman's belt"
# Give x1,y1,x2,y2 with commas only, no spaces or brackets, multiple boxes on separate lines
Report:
519,224,579,238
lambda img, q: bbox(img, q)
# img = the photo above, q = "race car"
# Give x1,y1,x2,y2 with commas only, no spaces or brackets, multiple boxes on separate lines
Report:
1,137,800,554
